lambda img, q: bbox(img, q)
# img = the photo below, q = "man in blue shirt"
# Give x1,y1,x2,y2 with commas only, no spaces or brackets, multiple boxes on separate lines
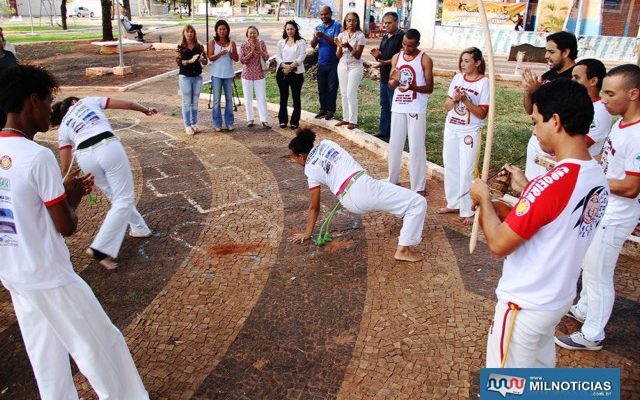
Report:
310,5,341,121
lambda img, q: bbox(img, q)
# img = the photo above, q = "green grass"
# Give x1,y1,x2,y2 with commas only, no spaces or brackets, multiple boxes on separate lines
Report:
204,74,531,172
10,30,120,43
2,24,97,32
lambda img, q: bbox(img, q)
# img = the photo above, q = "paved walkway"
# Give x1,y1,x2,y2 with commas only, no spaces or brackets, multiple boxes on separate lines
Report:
0,77,638,399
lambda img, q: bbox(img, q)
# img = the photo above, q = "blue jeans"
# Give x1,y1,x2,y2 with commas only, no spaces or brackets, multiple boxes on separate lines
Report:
317,63,338,112
211,76,234,128
378,82,394,137
178,74,203,127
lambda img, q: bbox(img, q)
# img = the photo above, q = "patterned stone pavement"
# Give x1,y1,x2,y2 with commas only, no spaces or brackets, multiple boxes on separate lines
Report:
0,78,638,399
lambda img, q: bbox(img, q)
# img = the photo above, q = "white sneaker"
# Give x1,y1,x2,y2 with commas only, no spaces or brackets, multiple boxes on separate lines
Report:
185,126,195,135
565,305,585,323
191,124,201,133
129,230,153,238
226,125,235,132
555,331,603,351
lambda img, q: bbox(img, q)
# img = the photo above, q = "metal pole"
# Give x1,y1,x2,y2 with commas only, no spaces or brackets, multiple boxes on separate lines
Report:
574,0,584,36
191,0,194,21
115,0,125,67
27,0,35,35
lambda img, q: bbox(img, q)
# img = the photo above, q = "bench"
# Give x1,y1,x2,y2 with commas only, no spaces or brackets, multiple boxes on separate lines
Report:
90,39,152,55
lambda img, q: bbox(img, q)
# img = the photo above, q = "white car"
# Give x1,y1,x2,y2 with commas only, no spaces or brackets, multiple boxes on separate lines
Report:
71,6,94,17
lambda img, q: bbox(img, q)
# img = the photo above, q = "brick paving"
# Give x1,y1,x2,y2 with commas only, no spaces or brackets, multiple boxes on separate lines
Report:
0,77,638,399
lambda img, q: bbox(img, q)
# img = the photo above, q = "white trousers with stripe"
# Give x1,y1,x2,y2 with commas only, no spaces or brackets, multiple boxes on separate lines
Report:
388,112,427,192
77,138,150,258
6,275,148,400
486,301,569,368
442,123,480,218
340,174,427,246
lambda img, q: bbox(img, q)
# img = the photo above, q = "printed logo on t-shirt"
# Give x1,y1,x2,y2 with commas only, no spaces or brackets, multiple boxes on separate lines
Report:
0,177,9,191
522,165,571,204
634,153,640,171
0,207,17,243
396,64,417,103
0,155,11,170
571,186,608,237
464,135,473,147
515,199,530,216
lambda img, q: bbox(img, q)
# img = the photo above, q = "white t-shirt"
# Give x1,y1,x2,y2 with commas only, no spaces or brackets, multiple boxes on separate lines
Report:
391,51,429,114
58,97,113,150
337,30,366,69
0,133,76,290
599,119,640,225
305,140,364,195
586,100,612,157
445,73,490,130
498,159,609,310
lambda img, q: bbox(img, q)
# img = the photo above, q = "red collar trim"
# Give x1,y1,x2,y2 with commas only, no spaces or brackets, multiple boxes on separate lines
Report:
592,98,601,104
618,119,640,129
0,132,25,138
463,74,484,83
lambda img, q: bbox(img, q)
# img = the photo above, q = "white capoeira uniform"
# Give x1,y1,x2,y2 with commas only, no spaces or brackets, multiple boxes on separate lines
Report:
486,160,608,367
571,119,640,343
525,99,612,179
58,97,150,259
0,131,148,400
306,140,427,246
442,73,489,218
388,50,428,192
585,99,612,157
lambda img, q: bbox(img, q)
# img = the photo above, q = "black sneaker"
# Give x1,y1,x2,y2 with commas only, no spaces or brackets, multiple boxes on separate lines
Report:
324,111,334,120
262,122,272,130
279,123,287,128
314,110,327,119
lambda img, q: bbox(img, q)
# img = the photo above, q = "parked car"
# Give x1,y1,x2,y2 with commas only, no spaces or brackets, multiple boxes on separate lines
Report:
71,6,94,17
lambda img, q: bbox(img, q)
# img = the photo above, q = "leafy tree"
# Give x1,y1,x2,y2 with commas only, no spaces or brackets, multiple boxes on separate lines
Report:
102,0,114,41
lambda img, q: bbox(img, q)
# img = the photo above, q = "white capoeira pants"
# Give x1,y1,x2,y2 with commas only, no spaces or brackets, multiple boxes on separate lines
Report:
573,221,636,342
242,78,269,123
442,124,479,218
77,138,150,258
337,63,364,124
524,134,550,181
339,174,427,246
388,112,427,192
6,275,148,400
486,301,569,368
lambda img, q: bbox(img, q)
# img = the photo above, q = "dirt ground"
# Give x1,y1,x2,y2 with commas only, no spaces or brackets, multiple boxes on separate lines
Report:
18,40,177,87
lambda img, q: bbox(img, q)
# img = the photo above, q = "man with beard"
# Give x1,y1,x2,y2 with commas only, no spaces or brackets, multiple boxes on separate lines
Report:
522,31,578,179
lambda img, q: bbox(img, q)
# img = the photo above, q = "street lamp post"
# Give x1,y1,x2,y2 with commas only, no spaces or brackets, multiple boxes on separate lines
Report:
115,0,125,68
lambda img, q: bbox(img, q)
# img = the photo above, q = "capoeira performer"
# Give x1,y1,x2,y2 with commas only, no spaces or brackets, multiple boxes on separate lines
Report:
571,58,611,158
288,128,427,262
0,65,149,399
387,28,433,194
556,64,640,351
522,31,577,179
50,96,157,270
471,79,608,367
438,47,489,224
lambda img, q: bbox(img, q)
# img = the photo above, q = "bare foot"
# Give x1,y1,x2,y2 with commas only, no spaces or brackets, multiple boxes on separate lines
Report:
437,207,459,214
86,248,118,270
462,217,474,225
99,258,118,270
394,246,424,262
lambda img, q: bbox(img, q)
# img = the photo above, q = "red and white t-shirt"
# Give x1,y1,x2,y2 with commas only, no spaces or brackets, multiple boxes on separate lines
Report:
586,100,612,157
0,133,76,290
391,51,428,114
497,159,609,310
599,119,640,225
58,96,113,150
305,140,364,195
445,73,489,130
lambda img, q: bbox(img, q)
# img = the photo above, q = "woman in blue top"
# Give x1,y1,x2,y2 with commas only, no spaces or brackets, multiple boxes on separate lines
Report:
208,20,239,131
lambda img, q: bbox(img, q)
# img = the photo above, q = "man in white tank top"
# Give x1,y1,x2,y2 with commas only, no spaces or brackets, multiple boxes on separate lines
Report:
386,29,433,194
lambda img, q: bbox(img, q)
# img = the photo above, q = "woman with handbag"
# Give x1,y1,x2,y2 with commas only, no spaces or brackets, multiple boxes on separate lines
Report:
239,25,271,129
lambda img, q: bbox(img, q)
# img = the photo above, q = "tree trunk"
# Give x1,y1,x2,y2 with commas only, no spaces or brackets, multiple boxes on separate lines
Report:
123,0,131,19
101,0,114,41
276,0,283,21
60,0,67,29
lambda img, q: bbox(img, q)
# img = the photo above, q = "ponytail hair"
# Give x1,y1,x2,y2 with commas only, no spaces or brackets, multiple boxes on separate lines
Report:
50,96,79,127
288,128,316,156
